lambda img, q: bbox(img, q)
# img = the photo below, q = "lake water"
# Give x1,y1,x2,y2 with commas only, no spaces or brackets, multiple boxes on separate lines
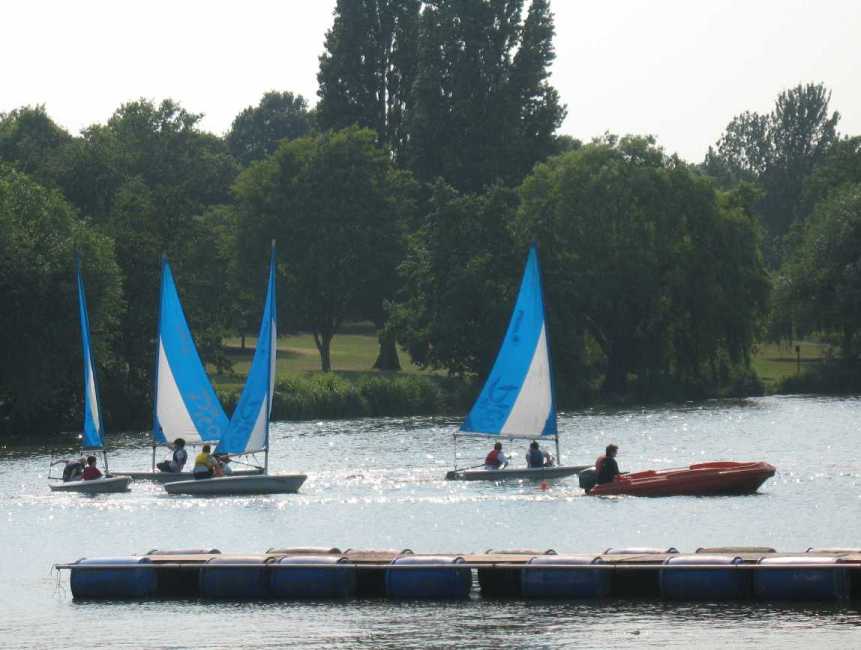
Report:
1,395,859,648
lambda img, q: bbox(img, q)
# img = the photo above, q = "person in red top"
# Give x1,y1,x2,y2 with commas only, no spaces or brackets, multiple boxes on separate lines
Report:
484,442,509,469
81,455,103,481
595,444,620,484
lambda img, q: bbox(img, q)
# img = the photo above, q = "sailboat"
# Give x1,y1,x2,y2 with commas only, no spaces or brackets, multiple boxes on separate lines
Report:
49,258,132,493
118,257,262,482
164,244,307,495
445,244,589,481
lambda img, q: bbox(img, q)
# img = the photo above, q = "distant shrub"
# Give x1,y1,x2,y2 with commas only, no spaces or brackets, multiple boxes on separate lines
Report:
218,373,475,421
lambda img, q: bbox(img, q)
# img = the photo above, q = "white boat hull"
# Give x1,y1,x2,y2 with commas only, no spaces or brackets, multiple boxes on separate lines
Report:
445,465,590,481
49,475,132,493
163,474,307,495
117,468,263,483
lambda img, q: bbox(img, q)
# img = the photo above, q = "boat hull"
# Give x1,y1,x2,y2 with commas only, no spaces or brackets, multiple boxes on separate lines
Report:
117,468,263,483
163,474,307,495
445,465,590,481
49,475,132,494
588,461,776,497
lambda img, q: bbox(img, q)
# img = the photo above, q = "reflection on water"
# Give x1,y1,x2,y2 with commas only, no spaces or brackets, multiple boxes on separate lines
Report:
1,395,860,649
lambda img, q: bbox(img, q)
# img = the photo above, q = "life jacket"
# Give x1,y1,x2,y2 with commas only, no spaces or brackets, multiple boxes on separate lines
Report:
595,455,606,474
528,448,545,468
485,449,501,468
173,447,188,470
82,466,102,480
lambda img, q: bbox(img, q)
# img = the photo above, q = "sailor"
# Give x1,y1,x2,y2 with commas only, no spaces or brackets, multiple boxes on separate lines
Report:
595,444,621,484
526,441,553,468
192,444,216,480
81,455,103,480
61,457,86,482
484,442,508,469
157,438,188,473
212,454,233,477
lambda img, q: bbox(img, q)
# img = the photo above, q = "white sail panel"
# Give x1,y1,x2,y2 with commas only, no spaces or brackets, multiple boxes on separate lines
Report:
499,325,553,436
85,359,101,438
156,340,205,443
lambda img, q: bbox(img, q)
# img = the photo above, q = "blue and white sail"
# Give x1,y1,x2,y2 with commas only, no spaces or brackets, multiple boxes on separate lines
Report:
152,258,229,445
460,244,557,439
216,245,277,456
76,258,105,450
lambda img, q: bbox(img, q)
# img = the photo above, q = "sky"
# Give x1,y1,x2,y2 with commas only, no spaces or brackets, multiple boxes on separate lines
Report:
2,0,859,163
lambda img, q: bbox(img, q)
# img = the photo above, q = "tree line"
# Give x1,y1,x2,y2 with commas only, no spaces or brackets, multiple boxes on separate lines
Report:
1,0,859,436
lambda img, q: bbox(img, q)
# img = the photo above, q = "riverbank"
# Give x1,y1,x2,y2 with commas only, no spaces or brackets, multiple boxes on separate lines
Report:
210,332,836,422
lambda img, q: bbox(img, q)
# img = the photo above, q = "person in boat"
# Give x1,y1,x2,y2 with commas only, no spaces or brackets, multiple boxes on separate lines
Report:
59,457,86,482
81,455,103,480
192,444,216,480
156,438,188,473
595,444,621,484
485,442,509,470
212,454,233,478
526,441,554,468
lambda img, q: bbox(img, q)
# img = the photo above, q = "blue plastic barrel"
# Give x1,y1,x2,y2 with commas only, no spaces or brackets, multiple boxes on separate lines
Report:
198,556,271,599
660,554,749,600
270,555,356,599
70,557,157,599
385,556,471,599
521,555,610,599
754,556,850,601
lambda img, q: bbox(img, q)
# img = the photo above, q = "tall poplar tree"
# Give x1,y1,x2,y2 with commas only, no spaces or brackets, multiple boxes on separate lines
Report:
317,0,420,162
406,0,566,193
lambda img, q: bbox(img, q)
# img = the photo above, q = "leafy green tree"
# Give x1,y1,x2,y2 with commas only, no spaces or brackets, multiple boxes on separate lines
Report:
317,0,420,161
54,99,240,404
407,0,565,193
227,91,312,167
802,136,861,213
0,164,122,435
234,126,413,371
0,105,71,186
518,136,769,395
389,181,521,376
783,184,861,360
705,83,840,262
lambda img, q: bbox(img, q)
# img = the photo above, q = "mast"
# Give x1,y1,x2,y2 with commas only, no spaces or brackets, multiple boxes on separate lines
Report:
150,254,167,471
264,240,276,475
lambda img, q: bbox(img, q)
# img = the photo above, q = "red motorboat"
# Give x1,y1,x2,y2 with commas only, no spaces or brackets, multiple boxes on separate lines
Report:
585,461,776,497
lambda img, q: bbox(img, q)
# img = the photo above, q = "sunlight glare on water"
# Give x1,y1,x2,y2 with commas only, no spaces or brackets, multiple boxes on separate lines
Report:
1,395,860,649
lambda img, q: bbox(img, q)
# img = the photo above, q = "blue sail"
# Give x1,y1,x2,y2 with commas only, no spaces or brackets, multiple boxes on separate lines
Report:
460,244,557,438
217,246,276,455
152,258,229,445
77,259,105,450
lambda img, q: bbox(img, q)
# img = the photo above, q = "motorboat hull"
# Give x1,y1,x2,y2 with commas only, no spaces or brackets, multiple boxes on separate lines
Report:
587,461,776,497
163,474,307,495
49,475,132,494
117,468,263,483
445,465,590,481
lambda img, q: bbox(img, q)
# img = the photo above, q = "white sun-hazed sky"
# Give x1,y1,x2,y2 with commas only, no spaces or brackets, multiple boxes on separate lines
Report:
2,0,859,163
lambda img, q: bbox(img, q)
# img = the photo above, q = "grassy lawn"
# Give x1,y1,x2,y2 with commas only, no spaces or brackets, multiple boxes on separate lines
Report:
210,323,432,390
751,341,828,389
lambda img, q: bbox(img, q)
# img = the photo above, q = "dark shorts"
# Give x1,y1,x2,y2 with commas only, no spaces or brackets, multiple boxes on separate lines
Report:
193,469,213,480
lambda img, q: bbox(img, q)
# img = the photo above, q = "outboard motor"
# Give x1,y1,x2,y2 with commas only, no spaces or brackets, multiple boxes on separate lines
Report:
578,467,598,493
